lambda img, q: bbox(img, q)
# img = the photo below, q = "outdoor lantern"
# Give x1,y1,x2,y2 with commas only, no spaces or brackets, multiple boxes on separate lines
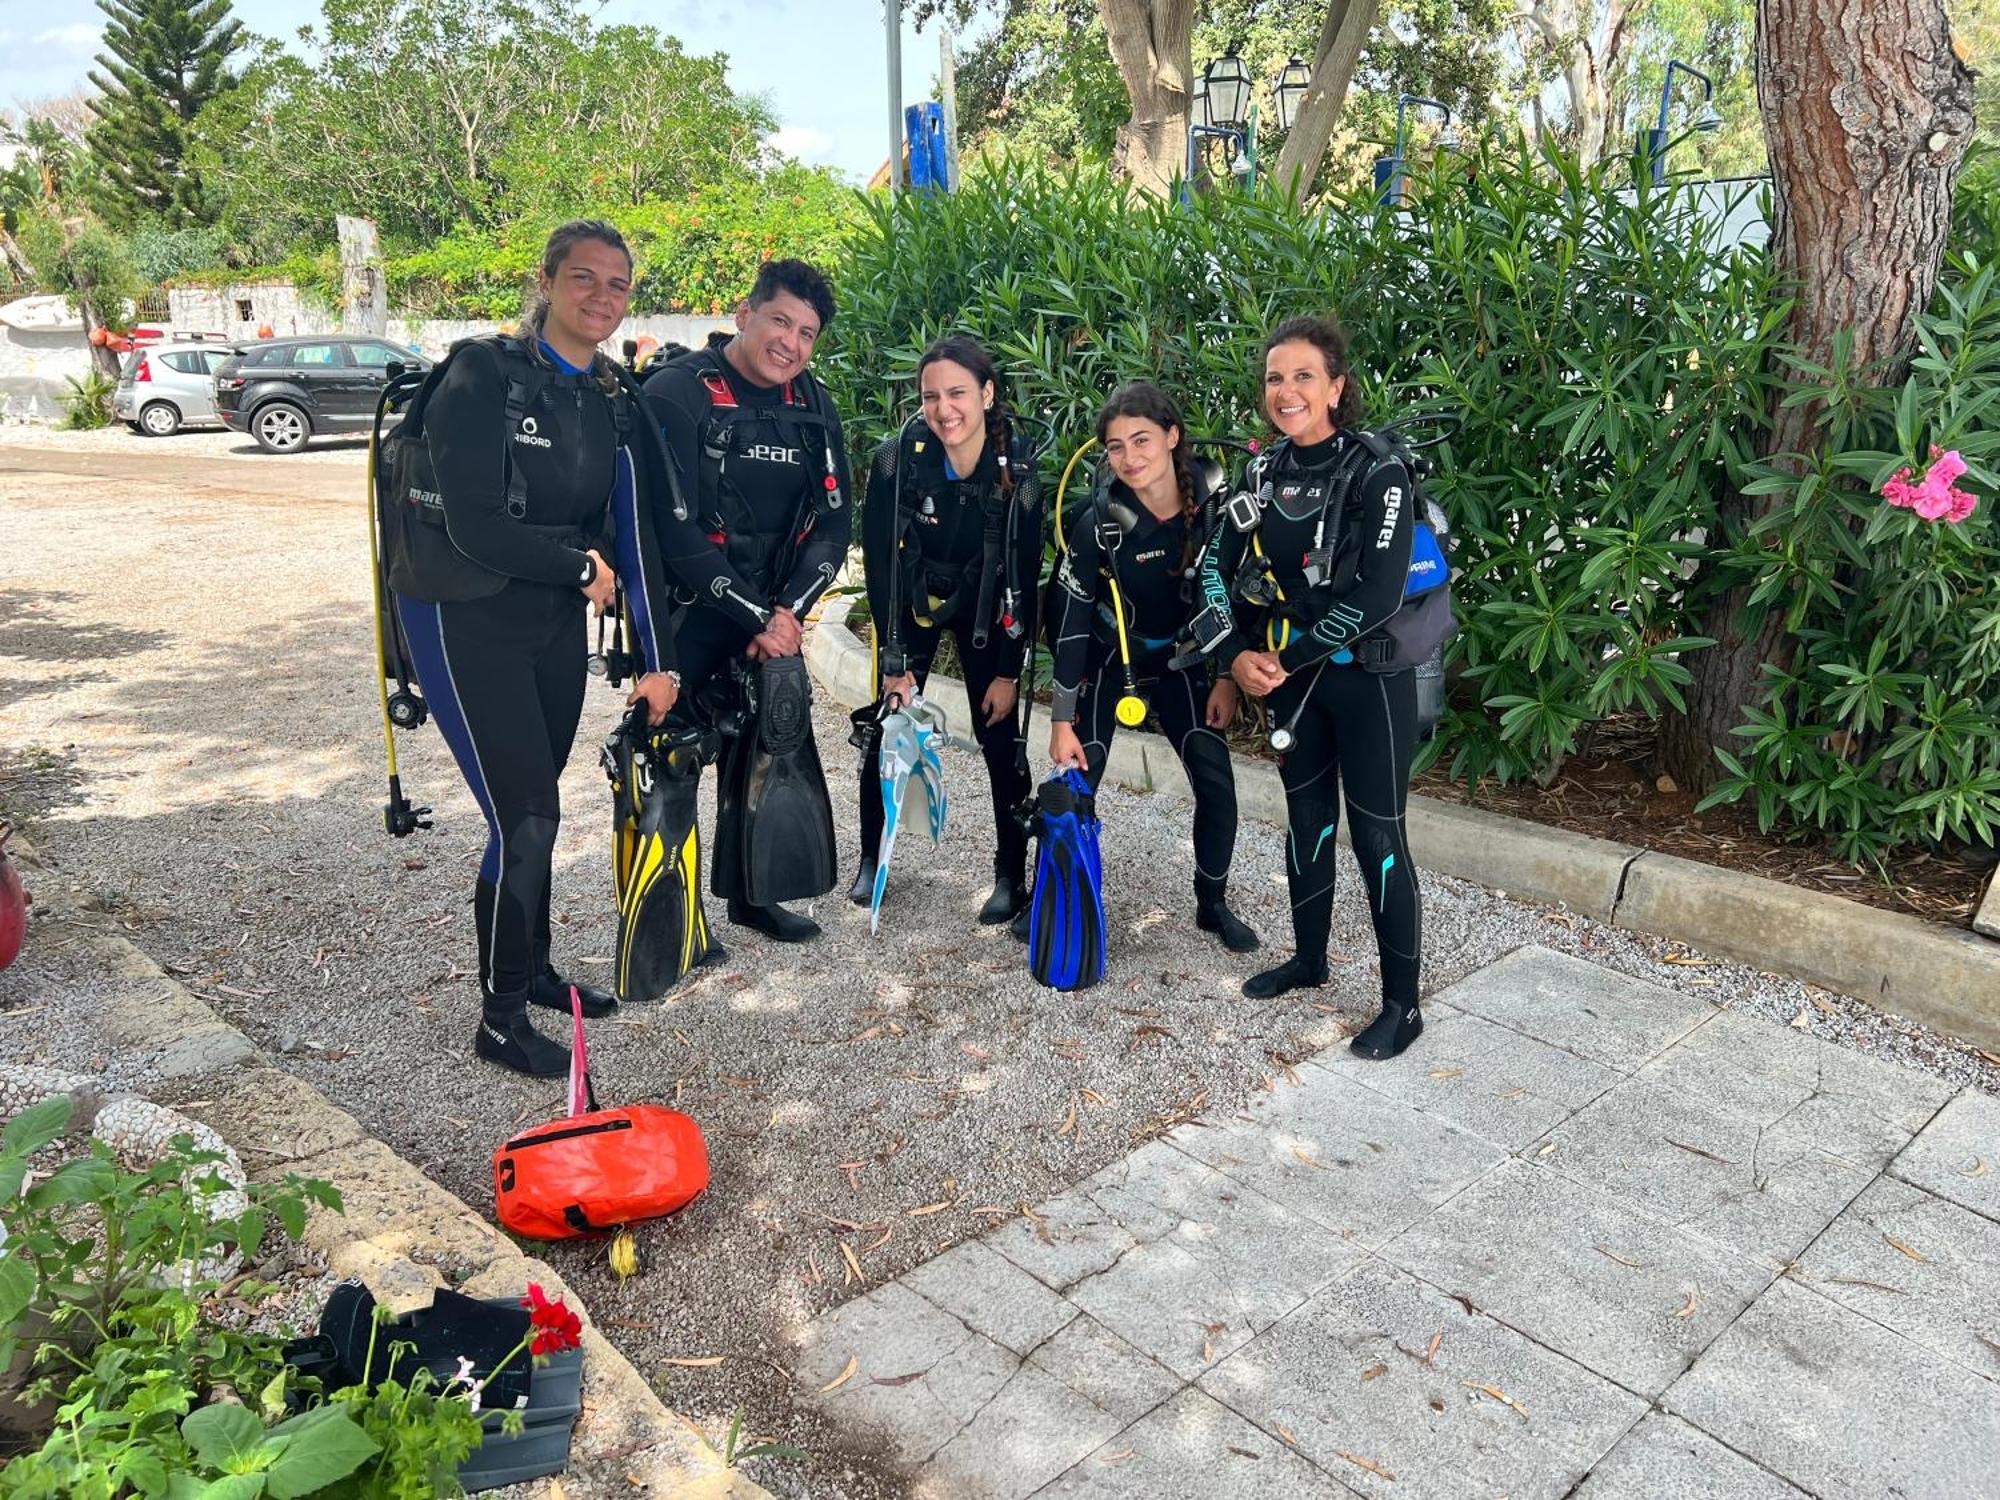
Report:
1693,100,1724,132
1203,48,1252,132
1274,56,1311,132
1189,75,1212,130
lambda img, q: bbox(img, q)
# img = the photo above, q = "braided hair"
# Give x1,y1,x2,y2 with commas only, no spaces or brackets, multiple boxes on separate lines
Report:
917,335,1018,498
1095,380,1199,569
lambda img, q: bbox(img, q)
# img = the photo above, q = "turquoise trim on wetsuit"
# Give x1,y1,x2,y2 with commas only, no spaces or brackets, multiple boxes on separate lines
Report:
539,339,590,375
1378,852,1396,909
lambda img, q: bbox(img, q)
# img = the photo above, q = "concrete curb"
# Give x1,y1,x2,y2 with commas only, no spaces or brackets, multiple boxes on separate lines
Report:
9,836,769,1500
808,599,2000,1051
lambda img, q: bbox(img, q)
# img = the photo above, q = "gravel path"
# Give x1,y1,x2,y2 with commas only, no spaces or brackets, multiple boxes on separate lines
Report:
3,429,1995,1498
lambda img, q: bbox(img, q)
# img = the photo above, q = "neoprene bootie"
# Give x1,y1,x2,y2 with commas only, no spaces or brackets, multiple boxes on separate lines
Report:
1196,899,1260,953
848,858,878,907
1350,1000,1423,1060
728,898,821,943
474,988,571,1078
529,967,617,1018
979,867,1027,926
1241,954,1330,1000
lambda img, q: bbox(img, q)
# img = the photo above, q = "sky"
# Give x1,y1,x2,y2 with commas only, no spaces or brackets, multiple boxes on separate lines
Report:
0,0,955,183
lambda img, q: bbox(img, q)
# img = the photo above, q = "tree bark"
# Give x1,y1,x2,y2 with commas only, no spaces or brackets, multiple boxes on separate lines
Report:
1097,0,1197,197
1268,0,1379,198
1659,0,1975,790
1518,0,1633,167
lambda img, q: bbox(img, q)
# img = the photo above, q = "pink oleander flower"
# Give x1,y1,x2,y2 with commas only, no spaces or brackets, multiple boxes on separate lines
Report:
1882,446,1977,524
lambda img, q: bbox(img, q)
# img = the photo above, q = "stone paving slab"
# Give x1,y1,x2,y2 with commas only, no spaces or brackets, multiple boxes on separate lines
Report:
794,1280,1020,1466
985,1138,1193,1294
1890,1086,2000,1223
1019,1315,1179,1428
1532,1076,1877,1267
1635,1007,1955,1168
1199,1260,1648,1500
902,1239,1078,1356
1793,1174,2000,1382
1664,1276,2000,1499
916,1363,1129,1500
1310,1004,1622,1150
1382,1158,1773,1396
1570,1413,1808,1499
1428,945,1715,1073
1168,1067,1505,1248
1034,1387,1358,1499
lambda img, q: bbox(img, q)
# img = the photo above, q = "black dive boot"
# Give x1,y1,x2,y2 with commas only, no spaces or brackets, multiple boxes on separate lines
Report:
1350,1000,1423,1060
848,858,878,907
1195,882,1260,953
529,967,618,1018
474,987,571,1078
979,864,1027,926
727,898,821,943
1241,954,1330,1000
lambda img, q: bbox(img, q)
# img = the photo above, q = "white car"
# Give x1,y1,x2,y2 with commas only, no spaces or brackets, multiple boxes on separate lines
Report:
112,340,243,437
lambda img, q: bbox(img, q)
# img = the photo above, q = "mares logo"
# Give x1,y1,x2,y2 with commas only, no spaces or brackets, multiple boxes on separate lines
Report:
1376,484,1403,549
513,415,552,449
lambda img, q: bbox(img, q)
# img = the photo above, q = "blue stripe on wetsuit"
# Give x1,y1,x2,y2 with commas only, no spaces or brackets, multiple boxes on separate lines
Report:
609,446,663,673
393,595,503,882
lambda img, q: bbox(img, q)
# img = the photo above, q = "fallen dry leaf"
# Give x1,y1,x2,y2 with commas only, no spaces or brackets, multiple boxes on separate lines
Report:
1790,1008,1814,1029
1081,1087,1106,1106
819,1355,859,1393
1538,1141,1556,1158
1594,1244,1642,1269
1425,1331,1442,1365
1965,1157,1989,1179
872,1371,924,1387
1293,1147,1327,1171
1360,1362,1388,1382
1275,1424,1299,1446
1054,1098,1079,1137
1338,1451,1397,1481
840,1242,864,1285
664,1356,724,1368
1463,1380,1530,1419
1825,1276,1908,1295
1498,1086,1529,1101
863,1225,893,1254
1674,1289,1699,1320
1662,954,1714,966
1883,1234,1929,1263
908,1201,952,1217
1226,1446,1260,1460
1665,1138,1732,1165
1977,1333,2000,1361
1097,1449,1135,1466
1428,1067,1466,1080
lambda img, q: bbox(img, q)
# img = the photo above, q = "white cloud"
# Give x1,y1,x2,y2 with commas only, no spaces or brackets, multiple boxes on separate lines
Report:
762,124,834,163
33,24,99,54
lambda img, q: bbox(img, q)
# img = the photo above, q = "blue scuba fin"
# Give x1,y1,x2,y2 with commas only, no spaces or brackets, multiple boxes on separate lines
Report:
1027,768,1106,991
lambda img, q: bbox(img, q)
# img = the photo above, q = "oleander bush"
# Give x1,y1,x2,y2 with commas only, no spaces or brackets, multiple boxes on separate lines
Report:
819,141,1999,863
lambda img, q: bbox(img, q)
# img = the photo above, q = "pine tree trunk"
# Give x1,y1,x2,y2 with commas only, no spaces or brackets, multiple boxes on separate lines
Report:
1097,0,1197,198
1659,0,1975,791
1269,0,1378,198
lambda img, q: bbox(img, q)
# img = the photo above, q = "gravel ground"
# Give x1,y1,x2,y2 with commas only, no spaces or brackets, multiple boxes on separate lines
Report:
3,430,1997,1498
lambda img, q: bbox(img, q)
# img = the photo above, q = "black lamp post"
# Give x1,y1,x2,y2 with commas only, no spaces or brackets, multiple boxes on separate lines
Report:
1637,59,1721,186
1185,47,1254,192
1273,55,1311,132
1375,93,1452,207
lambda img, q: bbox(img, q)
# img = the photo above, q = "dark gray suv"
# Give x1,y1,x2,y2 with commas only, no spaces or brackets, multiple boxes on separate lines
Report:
214,336,431,453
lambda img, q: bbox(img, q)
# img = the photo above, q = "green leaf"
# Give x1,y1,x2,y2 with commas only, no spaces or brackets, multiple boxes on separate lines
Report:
24,1156,118,1211
2,1095,74,1156
264,1409,379,1499
182,1403,267,1473
0,1252,35,1330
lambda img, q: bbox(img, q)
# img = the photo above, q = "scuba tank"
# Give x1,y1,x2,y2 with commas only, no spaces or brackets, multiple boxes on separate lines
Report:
0,822,27,973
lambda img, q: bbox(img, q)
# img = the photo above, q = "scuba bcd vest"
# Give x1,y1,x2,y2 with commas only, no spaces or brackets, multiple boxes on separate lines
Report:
889,421,1036,652
1193,425,1455,674
373,335,628,605
680,349,844,594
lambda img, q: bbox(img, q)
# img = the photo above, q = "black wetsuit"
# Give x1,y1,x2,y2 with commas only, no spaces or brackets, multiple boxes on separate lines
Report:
394,337,674,1003
1045,478,1240,908
641,340,852,900
860,426,1042,883
1204,432,1421,1003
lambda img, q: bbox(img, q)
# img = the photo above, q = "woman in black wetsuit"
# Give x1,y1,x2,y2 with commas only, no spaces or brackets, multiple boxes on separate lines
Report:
854,336,1042,924
1038,381,1258,953
1204,316,1425,1059
394,220,679,1077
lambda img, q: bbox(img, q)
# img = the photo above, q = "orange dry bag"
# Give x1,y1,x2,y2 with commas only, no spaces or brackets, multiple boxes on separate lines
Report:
493,989,710,1239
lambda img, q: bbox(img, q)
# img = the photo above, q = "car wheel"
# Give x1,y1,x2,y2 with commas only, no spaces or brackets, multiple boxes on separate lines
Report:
252,402,310,454
138,401,182,438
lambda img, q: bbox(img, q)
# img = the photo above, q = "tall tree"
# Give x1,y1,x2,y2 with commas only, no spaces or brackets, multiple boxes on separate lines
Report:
1660,0,1977,789
1268,0,1379,194
1098,0,1199,195
84,0,243,227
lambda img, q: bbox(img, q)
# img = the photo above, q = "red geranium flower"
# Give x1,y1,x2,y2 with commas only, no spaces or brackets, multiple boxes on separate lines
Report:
521,1282,583,1356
